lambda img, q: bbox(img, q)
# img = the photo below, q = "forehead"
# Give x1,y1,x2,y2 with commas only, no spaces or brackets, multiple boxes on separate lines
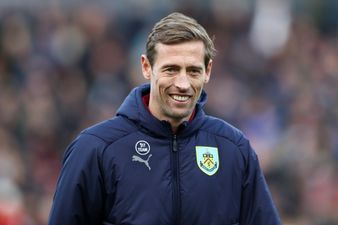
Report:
154,41,205,66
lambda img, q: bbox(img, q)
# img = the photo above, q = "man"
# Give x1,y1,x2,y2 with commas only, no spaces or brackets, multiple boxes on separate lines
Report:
48,12,281,225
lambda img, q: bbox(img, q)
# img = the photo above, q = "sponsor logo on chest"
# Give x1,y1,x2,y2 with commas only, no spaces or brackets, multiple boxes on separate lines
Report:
132,140,152,170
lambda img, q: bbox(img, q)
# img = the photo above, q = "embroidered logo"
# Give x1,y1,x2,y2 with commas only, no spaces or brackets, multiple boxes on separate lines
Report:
132,154,152,170
196,146,219,176
135,140,150,155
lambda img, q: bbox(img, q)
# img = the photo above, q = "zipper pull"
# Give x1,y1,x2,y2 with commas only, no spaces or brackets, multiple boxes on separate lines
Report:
172,135,178,152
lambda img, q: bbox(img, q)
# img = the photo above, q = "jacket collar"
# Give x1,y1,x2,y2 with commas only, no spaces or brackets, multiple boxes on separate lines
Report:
116,83,207,138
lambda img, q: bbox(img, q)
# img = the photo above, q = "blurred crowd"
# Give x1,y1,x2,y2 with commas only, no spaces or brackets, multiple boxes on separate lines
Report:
0,0,337,224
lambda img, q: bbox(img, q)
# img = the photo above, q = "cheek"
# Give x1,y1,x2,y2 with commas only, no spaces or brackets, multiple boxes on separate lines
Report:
151,77,167,97
191,79,205,92
155,76,172,88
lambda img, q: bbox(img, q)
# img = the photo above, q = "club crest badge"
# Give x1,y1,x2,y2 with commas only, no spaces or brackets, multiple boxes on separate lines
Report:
196,146,219,176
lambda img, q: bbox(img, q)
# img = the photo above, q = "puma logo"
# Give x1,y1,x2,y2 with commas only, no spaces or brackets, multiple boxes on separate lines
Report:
132,154,152,171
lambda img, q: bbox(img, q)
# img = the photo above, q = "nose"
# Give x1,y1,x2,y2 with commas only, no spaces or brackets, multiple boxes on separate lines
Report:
174,72,190,90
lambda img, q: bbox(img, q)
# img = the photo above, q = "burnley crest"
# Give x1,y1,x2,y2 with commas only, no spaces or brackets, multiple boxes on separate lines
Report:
196,146,219,176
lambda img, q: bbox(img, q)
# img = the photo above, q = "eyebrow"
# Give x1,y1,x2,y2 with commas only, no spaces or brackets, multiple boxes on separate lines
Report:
161,64,180,70
187,65,203,71
161,64,203,71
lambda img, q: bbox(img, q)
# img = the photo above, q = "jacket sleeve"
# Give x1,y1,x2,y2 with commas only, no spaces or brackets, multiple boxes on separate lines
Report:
48,133,106,225
238,136,282,225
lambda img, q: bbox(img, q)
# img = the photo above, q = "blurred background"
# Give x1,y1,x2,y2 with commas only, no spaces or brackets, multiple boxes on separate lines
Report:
0,0,337,224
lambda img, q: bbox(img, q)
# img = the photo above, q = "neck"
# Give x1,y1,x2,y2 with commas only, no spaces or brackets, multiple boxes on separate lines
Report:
142,94,195,133
149,104,187,134
168,119,181,134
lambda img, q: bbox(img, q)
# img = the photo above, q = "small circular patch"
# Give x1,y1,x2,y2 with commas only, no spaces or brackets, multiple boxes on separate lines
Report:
135,140,151,155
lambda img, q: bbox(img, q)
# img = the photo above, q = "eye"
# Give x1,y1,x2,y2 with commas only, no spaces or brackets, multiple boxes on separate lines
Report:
166,68,175,73
188,68,202,76
164,66,179,75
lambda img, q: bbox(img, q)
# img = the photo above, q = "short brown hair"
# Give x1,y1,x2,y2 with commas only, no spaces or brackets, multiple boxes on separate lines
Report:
146,12,216,68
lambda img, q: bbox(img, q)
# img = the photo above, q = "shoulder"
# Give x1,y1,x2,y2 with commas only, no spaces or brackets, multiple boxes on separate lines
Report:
81,116,138,144
201,115,257,163
201,115,245,145
63,116,138,161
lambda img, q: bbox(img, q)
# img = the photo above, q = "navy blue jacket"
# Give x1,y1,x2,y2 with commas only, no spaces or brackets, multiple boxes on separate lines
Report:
48,83,281,225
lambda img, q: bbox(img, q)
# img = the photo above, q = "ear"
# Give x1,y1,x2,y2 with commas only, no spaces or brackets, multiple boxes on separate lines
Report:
204,59,213,83
141,55,152,80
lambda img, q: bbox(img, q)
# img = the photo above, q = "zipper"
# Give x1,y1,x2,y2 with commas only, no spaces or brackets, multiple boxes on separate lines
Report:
171,134,181,225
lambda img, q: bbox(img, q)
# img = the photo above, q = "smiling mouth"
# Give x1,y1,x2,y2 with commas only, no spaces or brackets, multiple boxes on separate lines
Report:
170,94,190,102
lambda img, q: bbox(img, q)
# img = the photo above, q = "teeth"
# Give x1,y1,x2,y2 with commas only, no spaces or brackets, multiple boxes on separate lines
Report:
172,95,189,101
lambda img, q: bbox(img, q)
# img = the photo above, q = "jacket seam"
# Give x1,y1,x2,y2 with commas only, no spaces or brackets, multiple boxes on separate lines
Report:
81,130,140,150
198,128,244,148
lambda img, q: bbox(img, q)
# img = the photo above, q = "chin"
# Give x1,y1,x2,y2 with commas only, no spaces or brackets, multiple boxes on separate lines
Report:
168,110,192,121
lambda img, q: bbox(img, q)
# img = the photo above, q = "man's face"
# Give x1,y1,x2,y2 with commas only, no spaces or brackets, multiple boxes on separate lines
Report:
141,41,212,127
